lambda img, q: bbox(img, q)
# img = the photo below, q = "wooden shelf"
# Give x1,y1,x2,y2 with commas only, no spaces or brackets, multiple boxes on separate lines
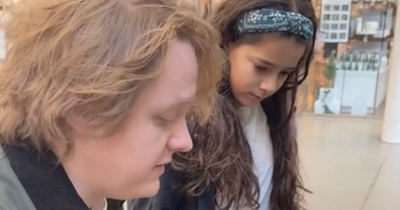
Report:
350,34,392,41
352,1,396,10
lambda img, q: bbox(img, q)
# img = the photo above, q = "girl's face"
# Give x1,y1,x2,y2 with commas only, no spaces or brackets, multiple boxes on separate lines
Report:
228,34,306,107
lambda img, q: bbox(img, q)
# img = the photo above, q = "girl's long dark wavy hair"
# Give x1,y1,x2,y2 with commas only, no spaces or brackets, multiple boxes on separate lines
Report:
173,0,317,210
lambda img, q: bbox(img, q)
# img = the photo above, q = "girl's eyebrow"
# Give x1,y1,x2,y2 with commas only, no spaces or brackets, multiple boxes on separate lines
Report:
254,57,297,70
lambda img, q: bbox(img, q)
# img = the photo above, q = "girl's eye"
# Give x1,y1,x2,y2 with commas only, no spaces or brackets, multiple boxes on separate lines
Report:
280,69,296,76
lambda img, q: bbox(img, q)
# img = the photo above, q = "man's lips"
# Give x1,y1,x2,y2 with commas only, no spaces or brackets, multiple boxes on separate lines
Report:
155,161,171,167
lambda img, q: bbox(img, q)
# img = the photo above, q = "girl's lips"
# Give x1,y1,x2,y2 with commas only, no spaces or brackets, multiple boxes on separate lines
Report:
250,93,263,100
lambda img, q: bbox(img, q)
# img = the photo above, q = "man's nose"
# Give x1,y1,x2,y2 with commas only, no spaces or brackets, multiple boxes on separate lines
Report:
167,121,193,153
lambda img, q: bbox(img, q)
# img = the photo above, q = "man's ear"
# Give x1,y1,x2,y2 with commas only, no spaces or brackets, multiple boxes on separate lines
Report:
65,112,104,139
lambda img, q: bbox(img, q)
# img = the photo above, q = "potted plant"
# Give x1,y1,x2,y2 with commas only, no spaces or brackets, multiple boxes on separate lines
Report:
323,51,336,88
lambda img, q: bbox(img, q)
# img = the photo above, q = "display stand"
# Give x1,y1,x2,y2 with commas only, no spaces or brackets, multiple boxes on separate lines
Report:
333,67,389,115
309,0,396,116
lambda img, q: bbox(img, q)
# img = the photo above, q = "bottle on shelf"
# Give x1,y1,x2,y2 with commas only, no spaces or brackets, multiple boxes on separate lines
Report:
356,17,363,33
360,52,366,62
361,62,366,71
373,52,380,63
373,59,380,70
351,52,357,62
365,61,370,71
346,62,351,71
367,53,372,62
351,61,357,71
340,53,345,62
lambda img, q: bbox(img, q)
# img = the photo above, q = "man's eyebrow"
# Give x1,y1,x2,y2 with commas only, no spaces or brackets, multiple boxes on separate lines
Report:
163,95,196,109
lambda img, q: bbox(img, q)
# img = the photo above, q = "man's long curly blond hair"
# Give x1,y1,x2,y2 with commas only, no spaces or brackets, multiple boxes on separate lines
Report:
0,0,223,151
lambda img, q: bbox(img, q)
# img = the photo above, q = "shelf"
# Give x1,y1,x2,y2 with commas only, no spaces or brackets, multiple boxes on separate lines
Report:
351,28,392,39
352,1,397,10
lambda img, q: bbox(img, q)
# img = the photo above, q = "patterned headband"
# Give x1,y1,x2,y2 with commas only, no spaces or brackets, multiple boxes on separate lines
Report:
235,8,314,42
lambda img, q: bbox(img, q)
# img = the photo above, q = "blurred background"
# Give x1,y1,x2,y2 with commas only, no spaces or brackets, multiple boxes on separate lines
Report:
1,0,399,209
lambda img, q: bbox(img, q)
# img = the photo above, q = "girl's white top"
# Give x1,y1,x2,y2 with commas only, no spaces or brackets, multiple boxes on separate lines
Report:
217,104,274,210
240,104,274,210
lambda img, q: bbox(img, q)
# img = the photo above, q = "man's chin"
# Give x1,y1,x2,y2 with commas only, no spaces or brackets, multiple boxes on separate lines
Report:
133,179,161,198
112,179,161,200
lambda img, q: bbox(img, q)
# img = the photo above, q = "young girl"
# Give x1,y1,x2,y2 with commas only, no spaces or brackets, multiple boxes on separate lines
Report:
131,0,316,209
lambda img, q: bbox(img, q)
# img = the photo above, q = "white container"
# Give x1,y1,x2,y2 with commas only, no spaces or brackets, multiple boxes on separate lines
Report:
365,21,379,33
356,17,363,33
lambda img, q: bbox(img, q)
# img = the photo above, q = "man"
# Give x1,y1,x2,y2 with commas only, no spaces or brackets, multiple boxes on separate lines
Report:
0,0,223,209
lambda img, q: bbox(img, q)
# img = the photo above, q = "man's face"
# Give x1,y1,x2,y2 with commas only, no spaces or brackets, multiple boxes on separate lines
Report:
63,39,197,200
